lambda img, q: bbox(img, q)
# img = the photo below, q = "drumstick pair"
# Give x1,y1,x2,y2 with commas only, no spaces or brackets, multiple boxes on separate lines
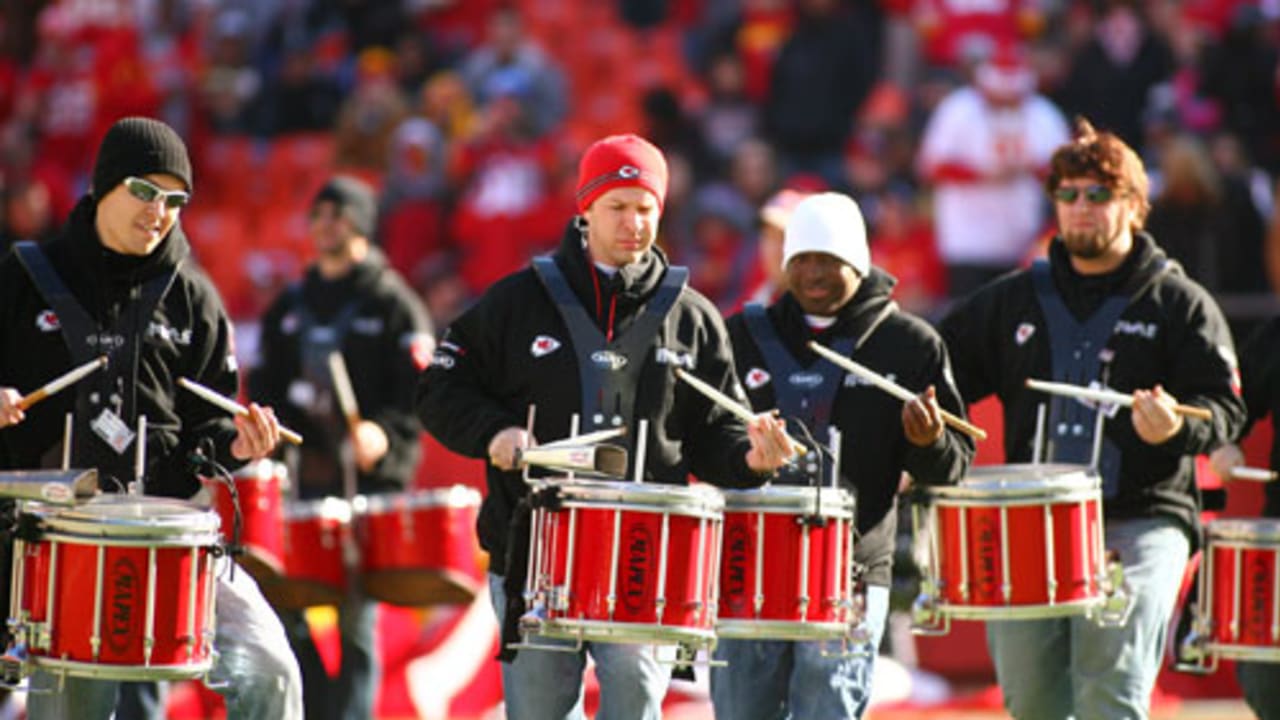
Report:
806,342,989,442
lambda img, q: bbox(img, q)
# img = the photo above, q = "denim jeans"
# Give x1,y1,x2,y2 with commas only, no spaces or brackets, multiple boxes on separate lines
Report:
709,585,889,720
279,592,379,720
985,517,1190,720
27,559,303,720
488,573,671,720
1237,661,1280,720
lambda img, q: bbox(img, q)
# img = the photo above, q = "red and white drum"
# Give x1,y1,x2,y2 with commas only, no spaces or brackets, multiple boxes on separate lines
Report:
267,497,351,609
10,496,220,680
354,486,484,607
524,479,723,647
717,485,857,640
205,459,286,584
913,464,1109,629
1192,519,1280,664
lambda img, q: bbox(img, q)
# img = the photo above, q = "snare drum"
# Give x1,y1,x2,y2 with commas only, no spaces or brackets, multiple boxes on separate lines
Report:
524,479,723,647
914,464,1105,623
11,496,221,680
205,459,286,584
1195,519,1280,663
354,486,483,607
717,485,857,640
266,497,351,609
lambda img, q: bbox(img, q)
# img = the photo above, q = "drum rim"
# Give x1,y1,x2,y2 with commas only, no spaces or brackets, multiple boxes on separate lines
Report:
28,655,215,681
715,618,855,641
1207,518,1280,542
33,496,221,537
529,478,725,511
925,464,1099,499
354,485,482,513
530,618,716,646
721,485,855,515
283,496,353,522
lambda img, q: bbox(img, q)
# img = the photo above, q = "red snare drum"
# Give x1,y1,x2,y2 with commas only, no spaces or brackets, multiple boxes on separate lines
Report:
354,486,483,606
717,485,857,640
1195,519,1280,663
11,496,220,680
205,459,285,583
914,464,1106,626
524,479,723,647
267,497,351,609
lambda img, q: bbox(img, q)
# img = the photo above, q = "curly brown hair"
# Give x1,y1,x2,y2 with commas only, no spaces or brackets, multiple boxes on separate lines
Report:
1046,117,1150,229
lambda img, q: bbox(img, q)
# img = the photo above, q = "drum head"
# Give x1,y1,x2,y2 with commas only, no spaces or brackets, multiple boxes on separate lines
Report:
529,478,724,516
721,484,855,518
1208,518,1280,544
925,464,1099,501
37,494,221,539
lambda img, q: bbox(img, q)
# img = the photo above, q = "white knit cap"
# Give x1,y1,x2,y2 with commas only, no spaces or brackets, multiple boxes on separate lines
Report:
782,192,869,275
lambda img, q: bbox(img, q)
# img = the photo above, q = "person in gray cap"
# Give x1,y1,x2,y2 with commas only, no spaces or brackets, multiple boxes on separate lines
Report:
0,116,303,719
250,175,434,720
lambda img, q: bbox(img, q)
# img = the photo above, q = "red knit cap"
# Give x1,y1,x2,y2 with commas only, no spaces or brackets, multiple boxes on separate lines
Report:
575,134,668,213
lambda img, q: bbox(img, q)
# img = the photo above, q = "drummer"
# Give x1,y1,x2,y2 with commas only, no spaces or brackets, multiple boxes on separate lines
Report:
939,117,1246,719
1210,314,1280,717
249,175,434,719
0,117,302,719
712,192,974,719
415,133,795,720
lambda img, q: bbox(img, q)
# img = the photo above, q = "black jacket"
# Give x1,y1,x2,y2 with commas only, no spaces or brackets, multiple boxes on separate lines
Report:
941,234,1248,546
727,270,973,586
1236,316,1280,517
249,248,433,496
416,223,763,567
0,196,241,496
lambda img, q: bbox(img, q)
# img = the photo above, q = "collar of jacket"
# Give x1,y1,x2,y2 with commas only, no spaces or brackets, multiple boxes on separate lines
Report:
1048,231,1180,307
774,265,898,353
552,218,671,318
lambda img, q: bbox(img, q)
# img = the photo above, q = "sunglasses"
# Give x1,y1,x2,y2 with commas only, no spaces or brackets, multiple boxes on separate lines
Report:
1052,184,1114,205
123,176,191,209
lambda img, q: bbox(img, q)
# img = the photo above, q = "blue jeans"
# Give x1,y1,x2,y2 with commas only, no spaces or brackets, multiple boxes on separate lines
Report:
986,517,1190,720
27,559,303,720
279,592,379,720
1237,661,1280,720
710,585,889,720
488,573,671,720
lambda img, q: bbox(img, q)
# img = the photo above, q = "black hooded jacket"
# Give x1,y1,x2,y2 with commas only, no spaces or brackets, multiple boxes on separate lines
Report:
0,196,242,496
941,234,1248,546
416,222,764,567
727,269,973,586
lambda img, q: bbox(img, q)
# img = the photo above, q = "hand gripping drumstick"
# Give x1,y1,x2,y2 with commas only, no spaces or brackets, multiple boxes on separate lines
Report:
807,341,988,442
327,352,362,437
177,377,304,445
673,367,809,455
1024,378,1214,421
16,356,108,411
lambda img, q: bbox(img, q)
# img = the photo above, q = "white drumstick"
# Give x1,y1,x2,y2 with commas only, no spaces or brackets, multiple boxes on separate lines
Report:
673,367,808,455
177,377,304,445
1025,378,1213,421
327,351,361,435
1230,467,1278,482
17,356,108,410
807,341,987,441
541,426,628,448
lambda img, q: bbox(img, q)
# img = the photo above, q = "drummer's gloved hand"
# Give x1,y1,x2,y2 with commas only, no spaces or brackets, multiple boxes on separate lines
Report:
0,388,24,428
1131,385,1184,445
1209,443,1245,481
903,385,945,447
745,412,795,473
488,427,533,471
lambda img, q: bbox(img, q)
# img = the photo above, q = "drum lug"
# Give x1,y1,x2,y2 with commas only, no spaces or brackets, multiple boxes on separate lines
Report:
1091,557,1134,627
910,588,950,636
1172,618,1217,675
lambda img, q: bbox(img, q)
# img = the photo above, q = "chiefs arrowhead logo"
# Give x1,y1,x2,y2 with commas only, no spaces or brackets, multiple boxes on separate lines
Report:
744,367,771,390
36,310,60,332
1015,322,1035,346
530,335,561,358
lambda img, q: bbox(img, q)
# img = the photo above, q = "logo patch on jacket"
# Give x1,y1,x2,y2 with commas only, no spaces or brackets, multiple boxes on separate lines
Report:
36,309,60,332
1114,320,1158,339
402,332,435,371
591,350,628,371
1015,322,1035,346
530,335,561,357
744,367,771,390
654,347,694,369
788,371,824,389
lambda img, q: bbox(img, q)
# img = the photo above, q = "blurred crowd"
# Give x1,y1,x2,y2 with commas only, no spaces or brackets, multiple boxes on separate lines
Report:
1,0,1278,333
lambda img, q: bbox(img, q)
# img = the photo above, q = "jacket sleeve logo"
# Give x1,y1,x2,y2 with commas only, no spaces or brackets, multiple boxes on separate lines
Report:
743,367,771,390
36,309,60,332
530,335,561,357
1015,322,1035,346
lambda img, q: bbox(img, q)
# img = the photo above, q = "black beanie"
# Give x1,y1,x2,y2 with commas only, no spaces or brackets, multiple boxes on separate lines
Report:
91,117,194,200
312,176,377,238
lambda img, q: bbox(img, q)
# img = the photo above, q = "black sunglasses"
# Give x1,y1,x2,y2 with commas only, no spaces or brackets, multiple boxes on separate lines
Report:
1052,184,1114,205
123,176,191,209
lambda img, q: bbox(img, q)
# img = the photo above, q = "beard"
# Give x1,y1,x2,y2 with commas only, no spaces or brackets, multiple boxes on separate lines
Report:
1060,229,1117,260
